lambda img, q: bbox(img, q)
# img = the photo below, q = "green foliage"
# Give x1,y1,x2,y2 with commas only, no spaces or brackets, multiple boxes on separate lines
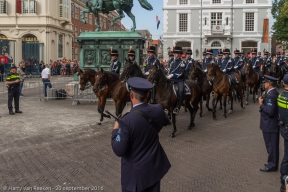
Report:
272,0,288,43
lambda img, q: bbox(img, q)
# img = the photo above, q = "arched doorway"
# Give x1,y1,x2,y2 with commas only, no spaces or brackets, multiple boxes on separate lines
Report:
176,41,191,52
0,34,9,55
241,41,257,57
22,34,41,75
211,41,222,56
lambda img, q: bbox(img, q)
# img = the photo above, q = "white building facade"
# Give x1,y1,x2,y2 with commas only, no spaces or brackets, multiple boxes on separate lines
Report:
0,0,73,65
163,0,272,60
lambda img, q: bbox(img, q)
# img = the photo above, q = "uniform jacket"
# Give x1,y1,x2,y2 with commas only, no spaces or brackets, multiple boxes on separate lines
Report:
185,57,195,75
169,58,186,82
6,72,20,88
221,57,235,73
264,57,272,67
202,57,215,70
167,58,174,69
260,88,280,132
276,57,286,66
111,103,171,192
250,57,260,69
110,59,122,74
217,57,223,68
144,57,160,73
234,56,244,70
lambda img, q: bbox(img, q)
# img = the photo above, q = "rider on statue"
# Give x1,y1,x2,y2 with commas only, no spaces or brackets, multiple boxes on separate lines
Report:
96,0,103,10
166,46,186,115
144,46,161,104
221,48,238,84
250,48,263,81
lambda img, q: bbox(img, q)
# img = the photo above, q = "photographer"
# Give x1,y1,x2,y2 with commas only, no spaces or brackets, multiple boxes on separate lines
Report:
259,75,279,172
279,74,288,192
5,66,23,115
111,77,171,192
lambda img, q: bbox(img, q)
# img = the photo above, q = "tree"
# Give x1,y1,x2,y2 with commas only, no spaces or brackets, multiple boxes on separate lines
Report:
271,0,288,43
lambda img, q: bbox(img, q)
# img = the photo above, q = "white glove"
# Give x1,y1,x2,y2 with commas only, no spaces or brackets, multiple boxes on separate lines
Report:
166,74,173,79
145,72,149,75
253,66,256,69
222,69,226,73
204,69,207,72
234,66,238,69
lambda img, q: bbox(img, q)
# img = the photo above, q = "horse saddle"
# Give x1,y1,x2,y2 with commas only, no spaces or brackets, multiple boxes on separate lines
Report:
172,83,191,98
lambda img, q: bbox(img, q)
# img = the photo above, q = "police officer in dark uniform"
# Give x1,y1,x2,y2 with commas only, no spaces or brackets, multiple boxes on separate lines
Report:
166,46,186,114
278,52,288,74
259,75,279,172
185,49,195,79
144,46,161,104
110,49,122,74
221,48,238,84
279,74,288,192
167,51,174,69
128,49,137,64
234,49,245,82
250,48,263,81
263,50,272,75
240,50,246,60
5,66,23,115
257,51,263,60
0,58,5,82
217,51,223,68
112,77,171,192
202,49,215,72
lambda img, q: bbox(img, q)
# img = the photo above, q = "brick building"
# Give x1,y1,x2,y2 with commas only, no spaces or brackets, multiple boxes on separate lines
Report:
71,0,123,60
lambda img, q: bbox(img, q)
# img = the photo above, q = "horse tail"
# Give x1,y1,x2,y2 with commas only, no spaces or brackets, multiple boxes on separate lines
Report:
138,0,153,11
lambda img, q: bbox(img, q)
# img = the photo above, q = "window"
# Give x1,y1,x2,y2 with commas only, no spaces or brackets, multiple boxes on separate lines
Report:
71,4,74,18
245,12,254,31
59,0,69,19
179,0,187,4
179,13,188,32
75,7,78,20
80,27,83,34
212,0,221,3
0,0,7,14
211,41,221,47
58,34,63,58
211,12,222,25
22,0,36,14
246,0,254,3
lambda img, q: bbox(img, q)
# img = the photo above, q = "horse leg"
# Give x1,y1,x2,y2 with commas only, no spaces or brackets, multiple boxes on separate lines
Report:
228,92,233,114
170,112,177,138
111,9,125,27
219,95,223,110
94,10,101,31
246,84,249,105
238,83,245,109
199,94,203,117
206,93,213,111
124,8,136,31
212,93,217,119
97,99,110,125
222,93,227,118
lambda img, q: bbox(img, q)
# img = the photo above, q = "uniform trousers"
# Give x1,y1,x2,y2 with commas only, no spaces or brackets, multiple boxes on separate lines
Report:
280,126,288,185
174,81,184,97
262,131,279,170
122,181,160,192
8,87,20,110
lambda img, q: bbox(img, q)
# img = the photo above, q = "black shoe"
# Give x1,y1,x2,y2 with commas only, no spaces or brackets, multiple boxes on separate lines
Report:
9,110,15,115
173,107,179,115
260,166,278,172
15,110,22,113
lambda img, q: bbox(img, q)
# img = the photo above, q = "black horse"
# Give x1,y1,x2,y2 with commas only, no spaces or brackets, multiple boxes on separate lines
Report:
120,58,145,81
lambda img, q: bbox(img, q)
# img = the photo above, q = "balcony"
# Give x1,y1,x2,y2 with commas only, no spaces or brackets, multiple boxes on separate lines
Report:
203,25,231,37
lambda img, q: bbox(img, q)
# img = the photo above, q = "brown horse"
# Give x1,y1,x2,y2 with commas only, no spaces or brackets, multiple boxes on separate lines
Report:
206,63,234,119
77,68,113,123
260,61,270,76
120,58,146,81
271,62,284,87
92,68,130,123
243,60,259,104
147,64,201,138
189,62,213,116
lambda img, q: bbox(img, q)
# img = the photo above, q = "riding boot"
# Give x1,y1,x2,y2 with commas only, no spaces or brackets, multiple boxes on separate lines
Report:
150,86,157,104
173,95,184,115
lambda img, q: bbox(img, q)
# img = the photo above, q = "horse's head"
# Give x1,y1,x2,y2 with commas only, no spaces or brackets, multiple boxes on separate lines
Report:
93,68,106,93
243,60,252,75
120,58,134,81
147,64,162,84
206,63,218,81
190,63,203,81
78,69,89,91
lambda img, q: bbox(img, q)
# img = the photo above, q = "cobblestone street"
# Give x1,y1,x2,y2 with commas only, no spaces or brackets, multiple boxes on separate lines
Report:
0,91,283,192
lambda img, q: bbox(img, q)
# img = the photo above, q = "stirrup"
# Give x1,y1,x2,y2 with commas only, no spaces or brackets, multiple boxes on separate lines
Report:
173,107,179,114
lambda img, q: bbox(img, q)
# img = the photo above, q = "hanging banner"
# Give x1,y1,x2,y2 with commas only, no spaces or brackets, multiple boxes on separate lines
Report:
262,19,269,43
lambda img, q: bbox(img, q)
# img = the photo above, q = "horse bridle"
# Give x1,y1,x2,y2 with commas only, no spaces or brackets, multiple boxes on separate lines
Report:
121,64,133,82
78,71,91,90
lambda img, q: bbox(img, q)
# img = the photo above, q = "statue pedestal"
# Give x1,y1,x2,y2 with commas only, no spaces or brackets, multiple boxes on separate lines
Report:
77,31,145,71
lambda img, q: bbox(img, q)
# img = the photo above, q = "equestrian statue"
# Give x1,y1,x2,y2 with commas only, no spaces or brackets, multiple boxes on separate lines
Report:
81,0,153,32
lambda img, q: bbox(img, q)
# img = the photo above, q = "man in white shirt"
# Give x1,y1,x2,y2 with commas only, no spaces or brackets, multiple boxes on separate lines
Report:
41,64,52,97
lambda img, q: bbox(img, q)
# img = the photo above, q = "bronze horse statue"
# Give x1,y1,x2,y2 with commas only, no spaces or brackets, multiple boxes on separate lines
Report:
81,0,153,32
243,60,260,105
147,64,201,138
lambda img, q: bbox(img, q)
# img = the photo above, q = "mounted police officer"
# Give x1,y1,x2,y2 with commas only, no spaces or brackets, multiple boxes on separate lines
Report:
279,74,288,192
112,77,171,192
166,46,186,114
259,75,279,173
278,51,288,74
234,49,245,82
240,50,246,60
144,46,161,104
185,49,195,79
221,48,238,84
263,50,272,75
217,51,223,68
257,51,263,60
110,49,121,74
202,48,216,72
128,48,137,65
250,48,263,82
5,66,23,115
